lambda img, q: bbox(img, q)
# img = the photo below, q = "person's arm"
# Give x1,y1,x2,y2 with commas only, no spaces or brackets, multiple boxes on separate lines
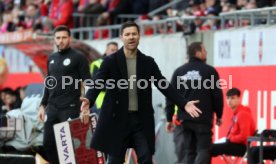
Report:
151,58,201,118
211,69,223,120
40,88,49,107
78,53,92,115
165,69,179,122
40,58,50,107
229,112,252,144
165,69,180,133
80,57,110,124
39,58,50,122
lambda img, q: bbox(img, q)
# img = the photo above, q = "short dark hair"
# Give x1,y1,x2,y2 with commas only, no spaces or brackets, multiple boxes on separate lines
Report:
3,89,16,96
1,87,13,93
120,21,140,35
187,42,202,59
107,41,118,47
53,25,71,36
226,88,241,97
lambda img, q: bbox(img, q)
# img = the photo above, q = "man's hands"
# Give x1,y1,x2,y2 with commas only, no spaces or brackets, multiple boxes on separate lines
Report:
80,97,90,125
38,98,92,125
184,100,202,118
38,105,46,122
80,97,90,111
166,122,175,133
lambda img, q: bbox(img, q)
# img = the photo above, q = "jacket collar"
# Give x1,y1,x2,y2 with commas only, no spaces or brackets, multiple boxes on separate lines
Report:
233,104,244,115
189,56,204,62
58,47,71,55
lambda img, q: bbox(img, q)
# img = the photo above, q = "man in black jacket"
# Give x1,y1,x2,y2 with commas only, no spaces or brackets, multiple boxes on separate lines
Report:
80,21,202,164
38,25,91,164
166,42,224,164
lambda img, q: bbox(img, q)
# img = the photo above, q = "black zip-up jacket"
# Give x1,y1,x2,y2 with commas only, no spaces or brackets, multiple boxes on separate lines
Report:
41,47,91,109
165,57,223,125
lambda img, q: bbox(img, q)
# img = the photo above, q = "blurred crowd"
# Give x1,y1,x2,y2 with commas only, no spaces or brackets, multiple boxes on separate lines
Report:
0,0,72,33
165,0,276,34
0,86,25,114
0,0,275,36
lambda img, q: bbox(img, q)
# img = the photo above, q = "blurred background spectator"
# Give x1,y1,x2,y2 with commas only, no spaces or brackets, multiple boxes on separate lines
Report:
25,3,43,32
0,0,275,35
42,0,74,31
0,87,22,114
78,0,106,14
16,86,27,102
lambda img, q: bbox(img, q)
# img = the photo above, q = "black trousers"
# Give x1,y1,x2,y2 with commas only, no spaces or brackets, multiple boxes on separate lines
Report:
43,105,80,164
211,142,246,157
182,122,212,164
173,125,185,164
247,146,276,164
107,113,152,164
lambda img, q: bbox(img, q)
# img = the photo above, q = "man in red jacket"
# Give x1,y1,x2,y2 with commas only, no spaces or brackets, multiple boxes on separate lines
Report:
43,0,74,31
211,88,256,157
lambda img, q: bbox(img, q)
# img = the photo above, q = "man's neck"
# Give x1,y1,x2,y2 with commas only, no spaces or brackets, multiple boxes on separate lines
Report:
58,46,70,53
124,47,137,59
232,105,239,113
195,55,204,62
